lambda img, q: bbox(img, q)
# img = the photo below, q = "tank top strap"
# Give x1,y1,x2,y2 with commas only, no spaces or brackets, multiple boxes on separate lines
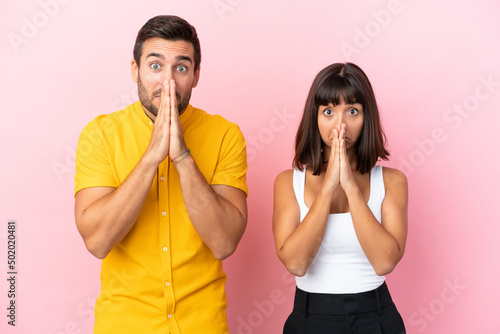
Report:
293,168,308,221
367,165,386,217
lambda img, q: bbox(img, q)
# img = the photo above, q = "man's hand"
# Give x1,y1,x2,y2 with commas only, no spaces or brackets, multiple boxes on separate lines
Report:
144,80,172,166
167,79,188,160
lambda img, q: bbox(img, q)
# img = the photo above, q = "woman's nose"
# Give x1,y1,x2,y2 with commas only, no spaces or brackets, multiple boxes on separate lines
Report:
334,114,344,131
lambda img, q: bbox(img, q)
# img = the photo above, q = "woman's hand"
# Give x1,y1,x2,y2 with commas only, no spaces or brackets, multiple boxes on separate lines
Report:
322,127,341,193
338,124,358,193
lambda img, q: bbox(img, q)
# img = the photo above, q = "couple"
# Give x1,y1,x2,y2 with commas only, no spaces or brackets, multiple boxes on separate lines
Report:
74,15,407,334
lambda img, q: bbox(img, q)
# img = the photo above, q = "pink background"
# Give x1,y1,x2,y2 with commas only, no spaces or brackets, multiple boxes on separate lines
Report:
1,0,500,333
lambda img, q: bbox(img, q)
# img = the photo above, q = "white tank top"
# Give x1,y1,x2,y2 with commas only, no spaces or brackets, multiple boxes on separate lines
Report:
293,165,386,293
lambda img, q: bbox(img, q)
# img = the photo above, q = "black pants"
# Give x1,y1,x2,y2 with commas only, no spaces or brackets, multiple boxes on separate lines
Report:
283,282,406,334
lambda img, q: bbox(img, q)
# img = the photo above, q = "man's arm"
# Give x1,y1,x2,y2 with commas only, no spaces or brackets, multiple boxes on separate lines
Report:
175,156,248,261
75,81,172,259
167,79,248,260
74,156,158,259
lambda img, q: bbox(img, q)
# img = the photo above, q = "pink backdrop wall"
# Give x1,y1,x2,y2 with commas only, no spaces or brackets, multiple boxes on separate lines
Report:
1,0,499,333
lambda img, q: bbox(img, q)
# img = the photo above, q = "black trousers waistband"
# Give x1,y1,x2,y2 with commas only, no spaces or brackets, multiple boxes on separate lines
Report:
293,282,393,316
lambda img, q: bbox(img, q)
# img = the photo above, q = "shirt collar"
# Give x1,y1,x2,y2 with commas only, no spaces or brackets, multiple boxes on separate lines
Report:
132,101,195,130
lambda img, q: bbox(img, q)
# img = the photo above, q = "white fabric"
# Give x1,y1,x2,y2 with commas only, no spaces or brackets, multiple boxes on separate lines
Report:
293,165,386,293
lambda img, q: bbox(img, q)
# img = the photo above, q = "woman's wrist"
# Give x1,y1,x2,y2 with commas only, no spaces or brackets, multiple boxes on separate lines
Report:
344,184,363,202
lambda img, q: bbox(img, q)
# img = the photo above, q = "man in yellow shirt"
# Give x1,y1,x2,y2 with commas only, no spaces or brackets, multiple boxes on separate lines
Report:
74,15,248,333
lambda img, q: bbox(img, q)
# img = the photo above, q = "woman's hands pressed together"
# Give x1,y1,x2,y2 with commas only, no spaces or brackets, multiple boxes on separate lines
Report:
322,123,358,196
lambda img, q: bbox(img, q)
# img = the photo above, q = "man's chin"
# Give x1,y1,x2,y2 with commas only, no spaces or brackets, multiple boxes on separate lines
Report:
178,102,190,115
140,101,158,118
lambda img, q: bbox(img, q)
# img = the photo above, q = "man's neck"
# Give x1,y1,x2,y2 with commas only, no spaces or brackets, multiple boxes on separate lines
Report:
143,105,187,123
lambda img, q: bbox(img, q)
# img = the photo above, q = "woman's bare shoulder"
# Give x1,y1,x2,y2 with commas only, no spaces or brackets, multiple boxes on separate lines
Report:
381,166,408,190
275,169,294,187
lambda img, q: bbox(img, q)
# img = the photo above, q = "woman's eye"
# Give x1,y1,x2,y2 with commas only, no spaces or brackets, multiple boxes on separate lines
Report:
177,65,187,72
349,108,359,115
323,109,333,115
151,63,160,70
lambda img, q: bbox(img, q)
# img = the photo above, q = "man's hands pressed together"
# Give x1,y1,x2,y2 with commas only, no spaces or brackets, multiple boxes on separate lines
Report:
76,77,247,260
144,79,188,167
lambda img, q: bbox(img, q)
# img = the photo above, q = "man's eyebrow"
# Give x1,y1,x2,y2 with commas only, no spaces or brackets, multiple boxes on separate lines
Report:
146,52,165,60
176,55,192,63
144,53,192,63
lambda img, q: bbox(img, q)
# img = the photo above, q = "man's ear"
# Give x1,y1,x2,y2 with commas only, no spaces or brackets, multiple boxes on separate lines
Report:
131,59,139,83
192,66,200,88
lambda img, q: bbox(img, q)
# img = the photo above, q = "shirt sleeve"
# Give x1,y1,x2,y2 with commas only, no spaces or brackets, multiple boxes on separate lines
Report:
211,123,248,197
74,119,118,196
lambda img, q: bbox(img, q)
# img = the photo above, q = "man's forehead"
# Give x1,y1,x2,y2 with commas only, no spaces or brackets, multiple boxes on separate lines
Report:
142,37,194,60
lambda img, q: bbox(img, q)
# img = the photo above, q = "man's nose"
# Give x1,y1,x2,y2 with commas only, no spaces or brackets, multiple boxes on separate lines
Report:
162,68,173,82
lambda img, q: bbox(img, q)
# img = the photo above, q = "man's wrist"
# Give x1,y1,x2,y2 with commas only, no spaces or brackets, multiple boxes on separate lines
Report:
173,153,196,175
140,149,163,170
171,148,191,164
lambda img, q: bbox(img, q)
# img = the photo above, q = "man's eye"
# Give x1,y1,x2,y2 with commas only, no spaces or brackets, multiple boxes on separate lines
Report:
177,65,187,72
151,63,160,70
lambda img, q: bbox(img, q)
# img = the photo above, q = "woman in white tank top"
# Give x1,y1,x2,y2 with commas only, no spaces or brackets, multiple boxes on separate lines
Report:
273,63,408,333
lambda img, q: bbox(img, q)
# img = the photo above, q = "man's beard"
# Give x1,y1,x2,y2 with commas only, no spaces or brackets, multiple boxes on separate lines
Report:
137,76,192,117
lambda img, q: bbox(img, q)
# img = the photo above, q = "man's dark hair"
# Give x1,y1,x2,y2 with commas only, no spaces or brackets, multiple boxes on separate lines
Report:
293,63,389,175
133,15,201,71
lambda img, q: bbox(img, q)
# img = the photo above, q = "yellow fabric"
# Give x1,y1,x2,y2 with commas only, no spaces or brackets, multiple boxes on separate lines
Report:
75,101,247,334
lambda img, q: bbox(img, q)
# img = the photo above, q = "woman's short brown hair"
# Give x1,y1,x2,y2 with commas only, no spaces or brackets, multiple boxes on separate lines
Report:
293,63,389,175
